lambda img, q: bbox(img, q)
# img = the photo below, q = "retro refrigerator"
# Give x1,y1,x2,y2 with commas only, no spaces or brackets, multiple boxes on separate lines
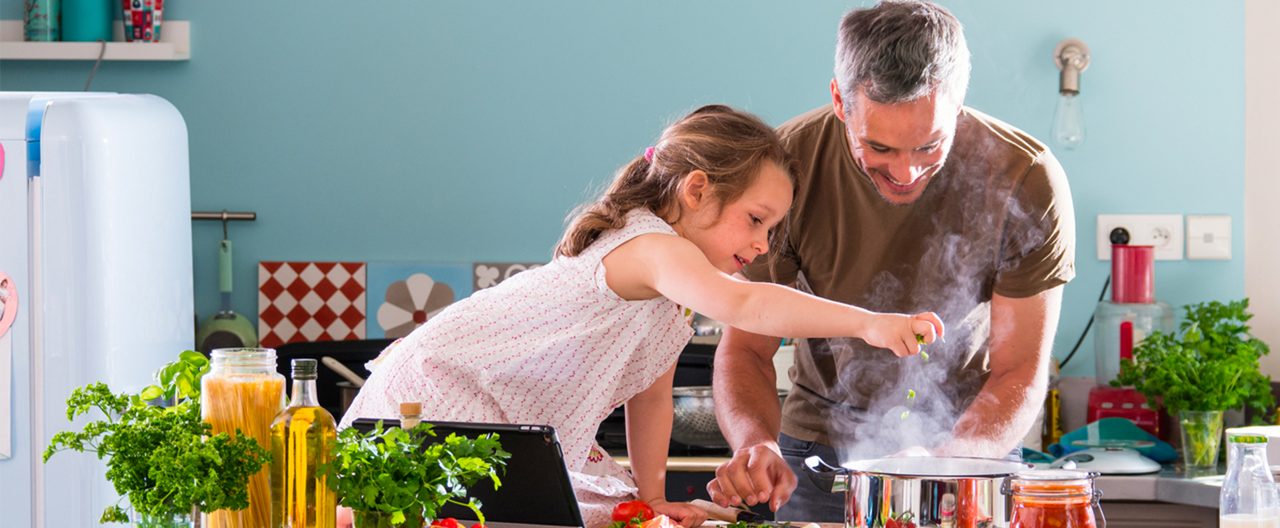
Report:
0,92,194,527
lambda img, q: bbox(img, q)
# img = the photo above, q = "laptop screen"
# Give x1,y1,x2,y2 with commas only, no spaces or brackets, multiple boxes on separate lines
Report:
350,419,585,528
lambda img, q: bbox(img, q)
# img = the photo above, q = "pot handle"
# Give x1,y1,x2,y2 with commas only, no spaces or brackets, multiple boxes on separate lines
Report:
803,455,849,492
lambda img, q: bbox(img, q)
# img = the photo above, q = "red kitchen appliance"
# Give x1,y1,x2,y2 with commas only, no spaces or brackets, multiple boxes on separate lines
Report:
1111,245,1154,303
1089,244,1173,438
1093,245,1174,387
1086,387,1158,436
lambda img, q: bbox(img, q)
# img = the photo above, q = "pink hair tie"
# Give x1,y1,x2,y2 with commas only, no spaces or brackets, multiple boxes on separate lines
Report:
643,146,655,162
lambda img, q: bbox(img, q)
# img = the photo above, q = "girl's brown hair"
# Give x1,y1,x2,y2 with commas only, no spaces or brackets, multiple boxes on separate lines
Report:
555,105,791,258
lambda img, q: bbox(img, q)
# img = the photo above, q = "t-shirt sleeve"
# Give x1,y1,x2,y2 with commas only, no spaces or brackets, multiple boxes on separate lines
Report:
993,150,1076,298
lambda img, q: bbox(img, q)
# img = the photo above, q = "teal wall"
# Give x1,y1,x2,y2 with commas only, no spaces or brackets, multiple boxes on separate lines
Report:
0,1,1245,378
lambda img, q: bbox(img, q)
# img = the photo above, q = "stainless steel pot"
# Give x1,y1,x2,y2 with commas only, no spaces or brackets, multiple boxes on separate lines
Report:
806,455,1032,528
671,386,787,449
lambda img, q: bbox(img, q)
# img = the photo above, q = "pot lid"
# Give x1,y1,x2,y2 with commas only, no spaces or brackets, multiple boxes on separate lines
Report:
842,456,1032,478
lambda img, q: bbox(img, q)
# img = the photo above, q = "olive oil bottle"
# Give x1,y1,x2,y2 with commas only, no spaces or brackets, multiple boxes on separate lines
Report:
270,359,337,527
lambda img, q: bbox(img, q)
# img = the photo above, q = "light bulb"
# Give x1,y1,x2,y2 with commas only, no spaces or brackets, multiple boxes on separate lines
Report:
1053,91,1085,149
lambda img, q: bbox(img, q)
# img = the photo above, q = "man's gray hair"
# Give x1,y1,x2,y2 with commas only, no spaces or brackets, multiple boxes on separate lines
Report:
835,0,971,109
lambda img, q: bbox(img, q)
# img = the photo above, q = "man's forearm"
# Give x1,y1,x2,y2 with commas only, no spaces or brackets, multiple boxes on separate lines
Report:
941,288,1062,457
944,369,1047,457
713,328,784,450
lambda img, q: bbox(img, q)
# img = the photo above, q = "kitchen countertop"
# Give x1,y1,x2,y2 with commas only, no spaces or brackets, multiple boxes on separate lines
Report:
619,457,1223,509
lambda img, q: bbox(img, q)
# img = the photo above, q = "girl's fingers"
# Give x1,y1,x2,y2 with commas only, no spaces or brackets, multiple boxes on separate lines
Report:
897,336,914,358
912,312,945,343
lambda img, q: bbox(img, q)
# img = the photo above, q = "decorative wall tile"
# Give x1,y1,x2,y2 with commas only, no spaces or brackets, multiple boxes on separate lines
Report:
366,262,473,339
258,261,366,348
472,261,544,291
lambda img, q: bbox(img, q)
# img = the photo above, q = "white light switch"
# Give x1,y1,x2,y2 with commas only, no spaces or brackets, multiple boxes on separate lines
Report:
1186,215,1232,260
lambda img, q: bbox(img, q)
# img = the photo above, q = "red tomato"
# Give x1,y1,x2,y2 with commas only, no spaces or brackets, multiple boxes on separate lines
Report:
886,512,917,528
610,500,655,524
431,518,460,528
470,524,484,528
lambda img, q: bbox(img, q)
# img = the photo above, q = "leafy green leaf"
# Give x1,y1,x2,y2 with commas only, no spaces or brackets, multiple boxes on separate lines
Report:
43,351,269,523
1114,299,1274,417
139,385,163,401
325,421,509,521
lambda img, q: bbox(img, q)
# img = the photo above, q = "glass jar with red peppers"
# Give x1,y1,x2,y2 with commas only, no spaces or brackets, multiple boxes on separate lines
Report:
1005,469,1104,528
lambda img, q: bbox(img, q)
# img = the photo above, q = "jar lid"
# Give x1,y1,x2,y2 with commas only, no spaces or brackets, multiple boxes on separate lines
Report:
1009,469,1096,498
210,347,277,359
1229,434,1269,444
1013,469,1096,481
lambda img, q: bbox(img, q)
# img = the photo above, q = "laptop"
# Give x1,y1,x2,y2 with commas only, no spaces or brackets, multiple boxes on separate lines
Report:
350,419,585,528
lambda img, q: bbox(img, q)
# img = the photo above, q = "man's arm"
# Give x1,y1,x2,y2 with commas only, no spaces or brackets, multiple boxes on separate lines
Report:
707,325,796,511
937,286,1063,457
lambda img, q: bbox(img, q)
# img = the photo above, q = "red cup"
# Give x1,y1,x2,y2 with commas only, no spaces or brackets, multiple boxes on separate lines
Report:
121,0,163,42
1111,244,1154,303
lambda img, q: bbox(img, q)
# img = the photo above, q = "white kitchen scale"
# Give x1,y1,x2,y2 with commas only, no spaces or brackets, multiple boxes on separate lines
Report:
1051,439,1162,475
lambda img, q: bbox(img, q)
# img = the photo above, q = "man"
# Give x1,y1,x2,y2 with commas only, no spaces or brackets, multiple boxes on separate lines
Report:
708,0,1075,521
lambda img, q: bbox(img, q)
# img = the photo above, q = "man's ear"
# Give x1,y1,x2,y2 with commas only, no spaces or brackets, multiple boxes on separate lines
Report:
830,78,847,123
679,170,711,210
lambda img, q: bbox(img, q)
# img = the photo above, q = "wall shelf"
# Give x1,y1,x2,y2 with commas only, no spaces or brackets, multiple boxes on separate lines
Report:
0,20,189,61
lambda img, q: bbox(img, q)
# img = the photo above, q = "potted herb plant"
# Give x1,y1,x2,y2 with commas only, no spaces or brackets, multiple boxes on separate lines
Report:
327,421,510,528
43,351,271,527
1114,298,1273,470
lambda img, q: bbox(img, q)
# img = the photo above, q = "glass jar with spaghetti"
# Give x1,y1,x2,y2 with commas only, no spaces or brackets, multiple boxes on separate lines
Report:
1006,469,1104,528
201,347,286,528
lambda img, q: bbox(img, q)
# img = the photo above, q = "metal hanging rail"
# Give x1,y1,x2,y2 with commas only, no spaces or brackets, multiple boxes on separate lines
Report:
192,210,257,238
191,210,257,222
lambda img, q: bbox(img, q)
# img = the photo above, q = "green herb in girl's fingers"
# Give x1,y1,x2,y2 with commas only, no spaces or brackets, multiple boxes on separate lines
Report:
915,334,929,362
907,389,916,400
901,410,911,420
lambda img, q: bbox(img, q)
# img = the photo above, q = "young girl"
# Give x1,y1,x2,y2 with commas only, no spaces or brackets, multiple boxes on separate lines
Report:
341,105,943,528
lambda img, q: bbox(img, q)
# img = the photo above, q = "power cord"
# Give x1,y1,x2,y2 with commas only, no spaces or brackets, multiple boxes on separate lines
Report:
83,40,106,91
1057,274,1111,369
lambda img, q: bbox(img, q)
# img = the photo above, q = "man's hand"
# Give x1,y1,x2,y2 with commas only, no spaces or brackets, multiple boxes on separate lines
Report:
707,442,797,512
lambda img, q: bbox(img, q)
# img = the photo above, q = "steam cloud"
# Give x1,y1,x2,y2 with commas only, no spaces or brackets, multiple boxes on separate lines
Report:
820,130,1054,464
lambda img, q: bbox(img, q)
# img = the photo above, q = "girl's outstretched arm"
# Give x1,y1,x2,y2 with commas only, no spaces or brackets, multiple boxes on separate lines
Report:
602,233,943,356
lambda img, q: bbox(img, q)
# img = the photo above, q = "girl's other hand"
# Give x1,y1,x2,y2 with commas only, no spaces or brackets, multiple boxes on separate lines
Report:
863,312,944,357
648,498,708,528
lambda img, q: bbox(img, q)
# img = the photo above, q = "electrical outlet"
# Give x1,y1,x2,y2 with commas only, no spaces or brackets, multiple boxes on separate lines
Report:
1096,214,1184,260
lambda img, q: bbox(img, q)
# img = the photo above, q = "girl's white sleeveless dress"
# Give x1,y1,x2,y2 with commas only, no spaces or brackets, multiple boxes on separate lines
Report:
342,208,695,528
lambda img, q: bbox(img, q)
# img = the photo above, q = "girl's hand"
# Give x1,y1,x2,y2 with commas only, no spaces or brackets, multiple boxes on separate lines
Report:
863,312,944,357
648,498,708,528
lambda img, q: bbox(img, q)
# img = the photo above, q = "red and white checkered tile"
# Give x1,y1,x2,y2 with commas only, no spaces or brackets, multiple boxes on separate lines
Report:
258,261,366,348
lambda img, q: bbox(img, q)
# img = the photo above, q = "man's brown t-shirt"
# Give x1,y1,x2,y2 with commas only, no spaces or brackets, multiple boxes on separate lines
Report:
742,106,1076,452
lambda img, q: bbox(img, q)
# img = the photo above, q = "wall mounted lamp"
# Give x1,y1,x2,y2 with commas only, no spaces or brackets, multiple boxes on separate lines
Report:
1053,38,1091,150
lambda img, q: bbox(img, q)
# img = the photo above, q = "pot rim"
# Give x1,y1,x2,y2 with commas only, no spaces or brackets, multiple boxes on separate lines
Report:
839,456,1033,478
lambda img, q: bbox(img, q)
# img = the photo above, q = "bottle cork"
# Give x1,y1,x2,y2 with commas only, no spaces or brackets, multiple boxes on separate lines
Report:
399,401,422,430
